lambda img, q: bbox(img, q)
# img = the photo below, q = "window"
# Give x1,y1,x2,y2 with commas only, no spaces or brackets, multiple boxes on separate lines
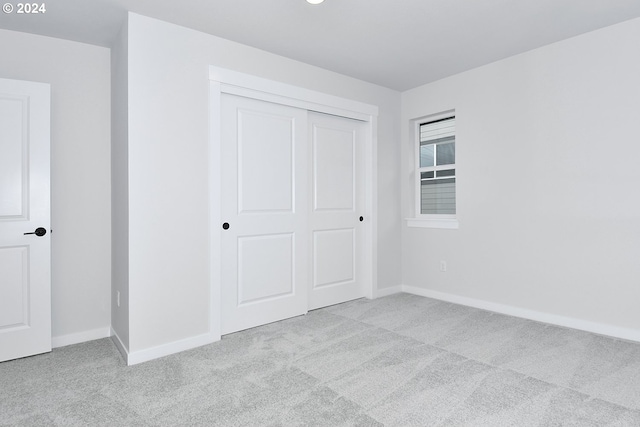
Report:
418,116,456,214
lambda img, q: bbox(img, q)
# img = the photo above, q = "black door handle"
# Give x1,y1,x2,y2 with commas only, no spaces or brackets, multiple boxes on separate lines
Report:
222,222,230,230
359,216,364,222
24,227,47,237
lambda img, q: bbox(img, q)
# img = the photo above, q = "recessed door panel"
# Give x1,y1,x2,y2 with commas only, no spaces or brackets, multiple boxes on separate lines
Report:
238,233,294,305
313,125,354,211
313,229,354,289
238,110,294,213
0,247,28,329
0,96,28,219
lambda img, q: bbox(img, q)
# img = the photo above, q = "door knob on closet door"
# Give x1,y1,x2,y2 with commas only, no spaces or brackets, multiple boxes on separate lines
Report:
359,216,364,222
222,222,230,230
24,227,47,237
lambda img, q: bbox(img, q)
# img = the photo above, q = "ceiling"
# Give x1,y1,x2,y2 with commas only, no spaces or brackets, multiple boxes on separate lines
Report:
2,0,640,91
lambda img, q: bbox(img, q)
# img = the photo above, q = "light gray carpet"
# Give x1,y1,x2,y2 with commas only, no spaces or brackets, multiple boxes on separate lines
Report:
2,293,640,426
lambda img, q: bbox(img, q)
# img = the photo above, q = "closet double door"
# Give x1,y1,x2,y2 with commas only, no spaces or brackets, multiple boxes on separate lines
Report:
221,94,366,334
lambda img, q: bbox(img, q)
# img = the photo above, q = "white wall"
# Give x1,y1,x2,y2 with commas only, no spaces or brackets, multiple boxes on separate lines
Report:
122,13,401,354
0,30,112,345
111,21,130,351
401,18,640,334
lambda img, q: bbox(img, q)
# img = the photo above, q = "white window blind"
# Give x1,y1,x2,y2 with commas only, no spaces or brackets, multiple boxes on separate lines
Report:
420,118,455,144
419,117,456,215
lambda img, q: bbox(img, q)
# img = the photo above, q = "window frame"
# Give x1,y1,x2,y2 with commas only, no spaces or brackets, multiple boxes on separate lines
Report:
407,110,459,229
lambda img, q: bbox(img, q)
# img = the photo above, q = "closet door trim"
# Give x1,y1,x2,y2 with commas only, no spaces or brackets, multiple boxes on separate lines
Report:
209,66,379,341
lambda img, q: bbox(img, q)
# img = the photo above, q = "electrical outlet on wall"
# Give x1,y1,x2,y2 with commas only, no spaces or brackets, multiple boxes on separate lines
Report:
440,261,447,272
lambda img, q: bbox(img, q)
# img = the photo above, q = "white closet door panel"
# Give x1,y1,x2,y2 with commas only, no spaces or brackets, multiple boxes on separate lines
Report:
309,112,365,310
238,109,294,213
313,125,354,211
313,228,354,288
221,95,308,334
237,233,294,304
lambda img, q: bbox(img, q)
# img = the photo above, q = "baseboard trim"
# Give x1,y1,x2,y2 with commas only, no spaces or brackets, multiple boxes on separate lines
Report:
375,285,403,298
52,327,111,348
125,332,220,366
401,285,640,343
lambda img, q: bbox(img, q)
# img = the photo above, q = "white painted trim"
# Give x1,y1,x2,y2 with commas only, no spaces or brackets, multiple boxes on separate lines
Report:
406,218,459,229
401,285,640,343
51,327,111,348
363,116,378,300
209,67,378,120
126,332,219,366
208,81,222,343
209,66,379,335
375,285,403,298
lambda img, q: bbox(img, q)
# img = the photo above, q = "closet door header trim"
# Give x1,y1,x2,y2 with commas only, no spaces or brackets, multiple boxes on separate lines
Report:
209,66,378,121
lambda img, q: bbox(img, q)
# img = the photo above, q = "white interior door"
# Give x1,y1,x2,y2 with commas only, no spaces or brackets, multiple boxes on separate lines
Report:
308,112,366,310
221,94,309,334
0,78,51,362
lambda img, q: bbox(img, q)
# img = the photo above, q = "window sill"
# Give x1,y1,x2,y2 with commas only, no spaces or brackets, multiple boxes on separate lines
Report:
406,218,459,229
